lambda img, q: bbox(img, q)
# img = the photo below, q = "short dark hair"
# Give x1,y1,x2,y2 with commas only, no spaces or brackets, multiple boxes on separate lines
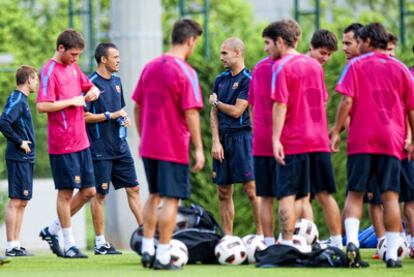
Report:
357,23,388,50
171,19,203,45
56,29,85,50
94,42,118,64
343,23,364,37
387,32,398,45
311,29,338,51
262,21,295,48
15,65,37,86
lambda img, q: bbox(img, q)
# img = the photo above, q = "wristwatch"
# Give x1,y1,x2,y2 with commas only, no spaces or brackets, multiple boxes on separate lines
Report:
104,111,111,120
213,100,219,108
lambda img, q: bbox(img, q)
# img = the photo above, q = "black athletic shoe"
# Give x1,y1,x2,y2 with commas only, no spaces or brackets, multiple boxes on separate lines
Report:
346,243,369,268
63,246,88,259
94,242,122,255
39,227,63,257
386,259,402,268
153,258,181,270
0,256,10,265
5,247,33,257
141,252,155,268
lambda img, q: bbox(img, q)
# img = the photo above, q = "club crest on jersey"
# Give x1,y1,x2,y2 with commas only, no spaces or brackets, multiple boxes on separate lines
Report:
74,176,81,184
23,190,29,196
115,85,121,93
232,82,239,90
101,183,108,190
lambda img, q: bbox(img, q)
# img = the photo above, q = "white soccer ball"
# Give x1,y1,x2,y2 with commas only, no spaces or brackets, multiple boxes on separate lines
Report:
215,236,247,265
377,237,409,261
242,234,266,264
294,218,319,245
170,239,189,267
292,234,312,253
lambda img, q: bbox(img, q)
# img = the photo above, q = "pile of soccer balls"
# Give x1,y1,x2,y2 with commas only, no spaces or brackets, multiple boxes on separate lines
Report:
170,218,320,267
213,218,320,266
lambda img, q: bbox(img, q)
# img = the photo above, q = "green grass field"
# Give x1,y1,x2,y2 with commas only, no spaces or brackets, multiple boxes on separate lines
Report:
0,250,413,277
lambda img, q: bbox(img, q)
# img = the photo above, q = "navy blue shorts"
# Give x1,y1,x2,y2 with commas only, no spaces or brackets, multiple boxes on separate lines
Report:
400,159,414,202
309,152,336,195
50,148,95,190
143,158,190,199
6,160,33,200
347,154,400,194
212,130,254,185
363,176,382,205
275,152,334,199
93,154,139,195
254,156,277,197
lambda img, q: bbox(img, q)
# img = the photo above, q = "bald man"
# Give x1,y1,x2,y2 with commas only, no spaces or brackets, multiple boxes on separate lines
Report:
209,37,262,237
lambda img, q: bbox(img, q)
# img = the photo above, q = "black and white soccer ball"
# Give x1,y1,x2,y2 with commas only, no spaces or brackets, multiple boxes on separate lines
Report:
292,234,312,253
215,236,247,265
170,239,189,267
377,236,409,261
242,234,266,264
294,218,319,245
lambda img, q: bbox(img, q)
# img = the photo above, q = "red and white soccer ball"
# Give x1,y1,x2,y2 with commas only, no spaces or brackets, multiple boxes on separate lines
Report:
170,239,189,267
294,218,319,245
242,234,266,264
215,236,247,265
377,237,409,261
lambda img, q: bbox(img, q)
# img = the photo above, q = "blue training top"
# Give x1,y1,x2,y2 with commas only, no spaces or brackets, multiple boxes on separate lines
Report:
0,90,35,162
213,68,251,133
86,72,131,160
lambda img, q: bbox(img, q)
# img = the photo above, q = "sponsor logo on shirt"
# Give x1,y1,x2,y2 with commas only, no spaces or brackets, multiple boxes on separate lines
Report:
232,82,239,90
115,85,121,93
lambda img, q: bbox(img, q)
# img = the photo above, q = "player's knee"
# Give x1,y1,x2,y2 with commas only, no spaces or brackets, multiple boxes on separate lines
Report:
82,187,96,200
244,187,256,201
218,187,232,201
126,185,140,195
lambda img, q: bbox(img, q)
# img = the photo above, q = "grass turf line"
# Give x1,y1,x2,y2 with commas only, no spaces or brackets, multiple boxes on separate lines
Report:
0,250,413,277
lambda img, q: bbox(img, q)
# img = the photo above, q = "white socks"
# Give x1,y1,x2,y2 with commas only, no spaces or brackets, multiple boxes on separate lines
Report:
141,237,155,256
156,244,171,265
385,232,400,261
264,237,275,247
6,241,19,251
62,227,76,251
344,218,360,248
95,235,107,248
329,235,343,249
48,219,61,235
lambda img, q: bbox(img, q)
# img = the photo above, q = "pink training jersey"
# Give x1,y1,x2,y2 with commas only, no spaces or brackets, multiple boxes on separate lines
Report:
336,51,414,160
249,56,276,157
271,54,330,155
132,55,203,165
37,59,93,154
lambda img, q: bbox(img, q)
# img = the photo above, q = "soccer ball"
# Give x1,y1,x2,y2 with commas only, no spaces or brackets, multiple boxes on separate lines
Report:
170,239,189,267
294,218,319,245
377,237,409,261
215,236,247,265
242,234,266,264
292,235,312,253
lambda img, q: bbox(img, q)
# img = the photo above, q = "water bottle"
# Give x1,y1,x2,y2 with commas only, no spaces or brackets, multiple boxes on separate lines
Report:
117,117,127,139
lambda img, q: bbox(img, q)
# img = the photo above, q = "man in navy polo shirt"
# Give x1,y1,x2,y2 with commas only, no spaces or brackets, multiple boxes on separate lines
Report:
0,65,38,256
85,42,143,255
209,37,262,236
